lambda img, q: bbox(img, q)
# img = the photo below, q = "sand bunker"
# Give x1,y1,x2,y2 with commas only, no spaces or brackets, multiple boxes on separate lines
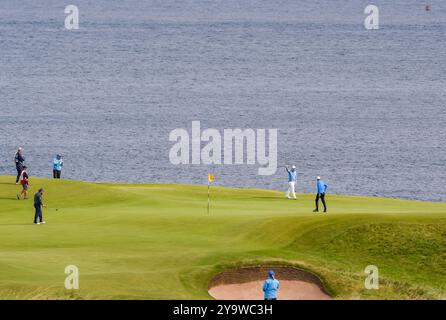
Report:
208,266,331,300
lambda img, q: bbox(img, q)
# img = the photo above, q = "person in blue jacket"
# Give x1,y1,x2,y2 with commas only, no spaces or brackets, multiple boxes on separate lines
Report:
313,176,328,213
263,270,280,300
53,154,64,179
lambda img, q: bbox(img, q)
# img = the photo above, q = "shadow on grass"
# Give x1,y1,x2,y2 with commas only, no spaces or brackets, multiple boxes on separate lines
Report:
250,196,292,201
0,197,21,201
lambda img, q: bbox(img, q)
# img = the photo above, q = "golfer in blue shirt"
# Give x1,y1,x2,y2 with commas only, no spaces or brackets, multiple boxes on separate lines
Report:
263,270,280,300
313,176,328,213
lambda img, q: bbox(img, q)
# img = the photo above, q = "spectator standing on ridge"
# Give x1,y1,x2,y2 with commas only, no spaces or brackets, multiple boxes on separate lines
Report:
313,176,328,213
263,270,280,300
285,165,297,199
53,154,63,179
14,147,25,184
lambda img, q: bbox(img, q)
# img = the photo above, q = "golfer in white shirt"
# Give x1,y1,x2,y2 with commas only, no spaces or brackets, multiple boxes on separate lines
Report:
285,165,297,199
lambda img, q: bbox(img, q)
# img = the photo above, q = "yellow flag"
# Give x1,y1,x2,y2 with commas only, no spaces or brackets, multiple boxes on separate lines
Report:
208,173,215,182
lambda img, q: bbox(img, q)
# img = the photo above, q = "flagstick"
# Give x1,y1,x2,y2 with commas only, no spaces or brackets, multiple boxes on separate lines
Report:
207,180,210,216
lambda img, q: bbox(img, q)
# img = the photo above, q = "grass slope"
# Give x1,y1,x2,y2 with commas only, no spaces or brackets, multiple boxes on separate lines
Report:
0,176,444,300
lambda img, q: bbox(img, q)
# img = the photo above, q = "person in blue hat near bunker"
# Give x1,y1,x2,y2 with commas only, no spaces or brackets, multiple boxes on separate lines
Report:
263,270,280,300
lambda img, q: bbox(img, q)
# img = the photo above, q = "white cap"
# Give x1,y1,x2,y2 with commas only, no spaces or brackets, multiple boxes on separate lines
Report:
292,165,296,169
317,176,321,180
18,147,23,151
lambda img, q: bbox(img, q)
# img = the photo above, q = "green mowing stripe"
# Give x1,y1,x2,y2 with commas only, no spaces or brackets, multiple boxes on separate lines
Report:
0,176,445,299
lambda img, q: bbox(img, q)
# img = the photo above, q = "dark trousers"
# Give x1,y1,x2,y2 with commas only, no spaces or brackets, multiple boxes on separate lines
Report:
53,170,61,179
315,193,327,211
34,205,43,223
16,167,22,183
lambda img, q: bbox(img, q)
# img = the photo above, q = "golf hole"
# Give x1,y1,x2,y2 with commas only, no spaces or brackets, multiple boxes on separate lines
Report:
208,266,331,300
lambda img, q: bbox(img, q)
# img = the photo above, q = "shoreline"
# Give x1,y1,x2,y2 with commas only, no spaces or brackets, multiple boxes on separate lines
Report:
1,175,444,204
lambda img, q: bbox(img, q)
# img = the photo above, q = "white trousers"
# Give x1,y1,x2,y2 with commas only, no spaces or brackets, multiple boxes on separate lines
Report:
286,181,296,199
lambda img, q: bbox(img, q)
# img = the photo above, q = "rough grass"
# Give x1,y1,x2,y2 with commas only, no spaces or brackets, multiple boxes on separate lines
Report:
0,176,444,300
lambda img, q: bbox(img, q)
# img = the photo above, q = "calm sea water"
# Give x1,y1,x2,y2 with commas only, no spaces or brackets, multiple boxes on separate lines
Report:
1,1,445,201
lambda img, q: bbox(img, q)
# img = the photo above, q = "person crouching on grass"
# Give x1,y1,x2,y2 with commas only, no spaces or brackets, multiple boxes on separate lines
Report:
313,176,328,213
34,188,46,225
263,270,280,300
17,166,29,200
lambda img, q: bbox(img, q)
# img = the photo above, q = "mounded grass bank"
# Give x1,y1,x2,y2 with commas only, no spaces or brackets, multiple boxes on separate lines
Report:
0,176,444,299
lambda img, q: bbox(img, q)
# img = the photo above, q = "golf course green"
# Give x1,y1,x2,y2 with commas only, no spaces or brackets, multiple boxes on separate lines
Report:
0,176,445,300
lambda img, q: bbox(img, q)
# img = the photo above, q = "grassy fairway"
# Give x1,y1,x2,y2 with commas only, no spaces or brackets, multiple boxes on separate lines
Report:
0,176,444,300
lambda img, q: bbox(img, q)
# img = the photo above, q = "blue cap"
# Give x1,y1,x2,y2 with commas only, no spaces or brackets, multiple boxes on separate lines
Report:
268,270,275,278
